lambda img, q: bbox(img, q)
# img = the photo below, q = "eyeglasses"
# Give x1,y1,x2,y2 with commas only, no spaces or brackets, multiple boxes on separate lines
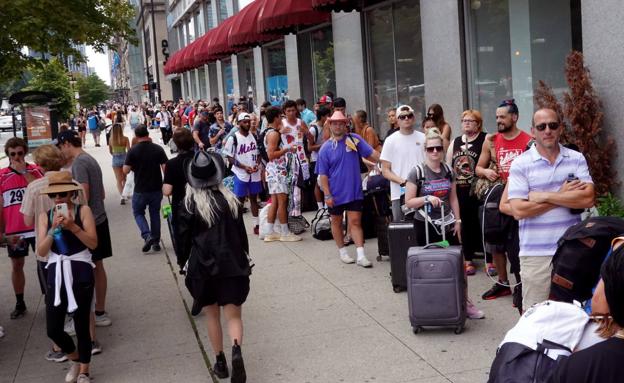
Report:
48,192,69,198
461,119,477,124
9,151,24,157
426,146,444,153
398,114,414,120
534,122,560,131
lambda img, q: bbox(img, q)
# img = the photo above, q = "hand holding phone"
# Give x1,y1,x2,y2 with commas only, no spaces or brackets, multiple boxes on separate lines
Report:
55,203,69,219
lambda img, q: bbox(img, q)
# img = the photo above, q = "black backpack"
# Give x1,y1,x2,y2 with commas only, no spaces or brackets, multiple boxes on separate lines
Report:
480,183,514,245
257,127,277,163
550,216,624,302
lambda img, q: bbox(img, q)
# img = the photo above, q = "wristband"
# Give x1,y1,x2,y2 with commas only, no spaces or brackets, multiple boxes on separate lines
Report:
324,194,333,201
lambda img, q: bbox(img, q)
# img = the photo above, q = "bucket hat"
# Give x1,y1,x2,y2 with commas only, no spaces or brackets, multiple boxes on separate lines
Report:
186,150,225,188
40,171,82,195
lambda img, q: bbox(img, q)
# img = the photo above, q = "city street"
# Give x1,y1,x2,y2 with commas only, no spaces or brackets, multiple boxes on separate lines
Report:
0,129,519,383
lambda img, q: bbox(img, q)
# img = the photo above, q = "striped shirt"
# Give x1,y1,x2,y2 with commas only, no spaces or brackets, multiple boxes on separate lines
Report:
508,145,593,257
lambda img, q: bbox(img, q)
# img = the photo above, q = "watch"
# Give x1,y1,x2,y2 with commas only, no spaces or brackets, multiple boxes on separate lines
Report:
324,194,333,201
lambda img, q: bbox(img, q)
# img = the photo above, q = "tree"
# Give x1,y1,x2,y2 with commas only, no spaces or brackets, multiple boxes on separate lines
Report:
25,59,74,120
76,74,110,109
0,0,136,82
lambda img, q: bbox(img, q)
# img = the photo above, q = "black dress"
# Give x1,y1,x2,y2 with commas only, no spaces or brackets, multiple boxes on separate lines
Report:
177,191,251,306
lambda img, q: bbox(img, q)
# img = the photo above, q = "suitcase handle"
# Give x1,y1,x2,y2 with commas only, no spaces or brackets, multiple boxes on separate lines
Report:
423,200,446,245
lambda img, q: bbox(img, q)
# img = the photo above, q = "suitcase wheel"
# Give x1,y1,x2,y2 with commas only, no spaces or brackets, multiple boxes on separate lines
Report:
393,285,406,293
413,326,423,334
376,255,382,261
454,326,464,335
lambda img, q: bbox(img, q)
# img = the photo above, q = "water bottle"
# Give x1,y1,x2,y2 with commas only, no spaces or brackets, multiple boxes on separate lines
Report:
53,227,69,255
567,173,585,215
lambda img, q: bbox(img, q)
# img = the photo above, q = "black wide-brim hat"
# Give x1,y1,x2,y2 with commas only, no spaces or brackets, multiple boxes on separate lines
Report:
186,150,225,188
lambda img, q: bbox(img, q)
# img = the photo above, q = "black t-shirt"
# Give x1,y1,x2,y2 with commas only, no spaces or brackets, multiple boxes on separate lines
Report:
163,151,193,209
549,337,624,383
125,141,168,193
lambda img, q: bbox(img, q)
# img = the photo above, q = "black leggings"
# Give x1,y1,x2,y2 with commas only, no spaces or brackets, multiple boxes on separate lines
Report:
161,127,172,145
46,280,94,364
457,188,487,262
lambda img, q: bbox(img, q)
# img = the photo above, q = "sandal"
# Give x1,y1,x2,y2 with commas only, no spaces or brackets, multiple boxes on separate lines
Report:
465,262,476,276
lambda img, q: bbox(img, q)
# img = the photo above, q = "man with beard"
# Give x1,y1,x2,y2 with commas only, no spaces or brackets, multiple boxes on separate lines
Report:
475,99,531,302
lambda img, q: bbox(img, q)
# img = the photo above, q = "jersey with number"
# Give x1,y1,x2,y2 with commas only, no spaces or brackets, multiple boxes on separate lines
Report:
223,132,262,183
0,165,43,237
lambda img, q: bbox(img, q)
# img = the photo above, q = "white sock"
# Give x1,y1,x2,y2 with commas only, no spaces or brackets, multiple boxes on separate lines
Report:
281,223,289,234
339,247,349,257
252,216,259,227
317,202,323,209
267,223,274,233
356,247,366,259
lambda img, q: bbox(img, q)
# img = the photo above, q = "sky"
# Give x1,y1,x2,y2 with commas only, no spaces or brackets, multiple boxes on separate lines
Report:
86,46,111,85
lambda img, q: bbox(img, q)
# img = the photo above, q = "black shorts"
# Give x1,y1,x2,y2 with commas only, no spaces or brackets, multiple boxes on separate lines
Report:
328,199,363,216
91,219,113,261
186,276,250,307
7,237,35,258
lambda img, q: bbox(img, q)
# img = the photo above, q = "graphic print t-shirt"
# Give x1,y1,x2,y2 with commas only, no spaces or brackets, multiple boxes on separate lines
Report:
494,130,532,181
223,132,262,183
451,132,486,189
407,164,453,221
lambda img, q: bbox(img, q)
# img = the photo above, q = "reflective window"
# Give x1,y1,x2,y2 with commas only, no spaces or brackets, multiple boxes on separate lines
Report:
205,1,216,30
263,41,288,106
365,0,424,133
218,0,229,23
298,26,336,105
237,51,257,110
198,68,207,100
465,0,582,130
187,17,195,43
208,62,219,100
222,58,235,113
196,9,205,36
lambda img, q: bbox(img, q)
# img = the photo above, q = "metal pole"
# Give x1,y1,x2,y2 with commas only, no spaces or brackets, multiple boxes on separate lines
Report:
150,0,162,103
140,1,153,104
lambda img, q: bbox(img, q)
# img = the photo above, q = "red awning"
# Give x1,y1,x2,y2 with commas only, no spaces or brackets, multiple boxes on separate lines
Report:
311,0,361,12
206,17,241,61
193,32,214,67
258,0,330,34
168,50,183,74
180,39,201,71
229,0,280,48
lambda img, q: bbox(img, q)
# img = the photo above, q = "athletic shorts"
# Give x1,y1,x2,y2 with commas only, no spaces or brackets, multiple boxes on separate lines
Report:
91,219,113,261
186,276,250,307
7,236,35,258
233,178,263,198
328,199,363,216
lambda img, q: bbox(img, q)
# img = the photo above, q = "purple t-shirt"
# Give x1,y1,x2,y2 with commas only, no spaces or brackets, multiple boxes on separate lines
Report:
316,134,373,206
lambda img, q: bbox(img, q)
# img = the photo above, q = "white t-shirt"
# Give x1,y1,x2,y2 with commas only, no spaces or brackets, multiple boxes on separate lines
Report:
156,111,170,128
223,132,262,183
309,122,322,162
380,129,426,200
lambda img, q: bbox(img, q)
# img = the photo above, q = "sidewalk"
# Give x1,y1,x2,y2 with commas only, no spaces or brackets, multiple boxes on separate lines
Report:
0,128,520,382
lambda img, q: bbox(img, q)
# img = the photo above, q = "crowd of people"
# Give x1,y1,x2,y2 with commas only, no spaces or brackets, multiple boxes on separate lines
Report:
2,90,623,382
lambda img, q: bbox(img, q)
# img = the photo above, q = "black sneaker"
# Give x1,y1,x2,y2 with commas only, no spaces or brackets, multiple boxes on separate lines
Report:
141,237,153,252
10,303,27,319
213,351,229,379
152,242,161,252
481,282,512,300
191,300,203,316
231,340,246,383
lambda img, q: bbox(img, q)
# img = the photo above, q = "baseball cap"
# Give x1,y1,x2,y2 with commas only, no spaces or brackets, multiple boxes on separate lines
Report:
56,130,80,146
237,113,251,122
396,105,415,117
318,95,332,105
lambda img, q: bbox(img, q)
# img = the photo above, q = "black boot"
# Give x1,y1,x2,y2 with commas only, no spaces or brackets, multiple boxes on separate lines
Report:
231,340,246,383
213,351,229,379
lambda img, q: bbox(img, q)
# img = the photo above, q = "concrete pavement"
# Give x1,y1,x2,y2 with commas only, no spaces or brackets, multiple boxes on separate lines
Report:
0,128,520,382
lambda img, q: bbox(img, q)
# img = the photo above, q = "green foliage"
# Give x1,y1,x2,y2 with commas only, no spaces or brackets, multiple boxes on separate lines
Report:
25,59,74,120
596,193,624,218
0,0,136,82
76,74,110,109
313,44,335,101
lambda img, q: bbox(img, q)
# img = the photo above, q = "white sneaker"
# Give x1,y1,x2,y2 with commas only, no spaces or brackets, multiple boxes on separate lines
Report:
65,361,80,383
357,256,372,268
95,312,112,327
64,318,76,337
77,373,91,383
263,232,281,242
279,232,302,242
340,253,356,264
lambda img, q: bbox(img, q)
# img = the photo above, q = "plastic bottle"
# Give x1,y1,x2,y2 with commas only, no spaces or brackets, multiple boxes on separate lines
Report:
567,173,585,215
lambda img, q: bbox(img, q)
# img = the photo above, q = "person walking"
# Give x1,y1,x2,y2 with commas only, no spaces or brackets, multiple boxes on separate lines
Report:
36,171,98,383
57,130,114,327
0,137,44,319
380,105,426,221
317,110,380,267
177,150,252,383
123,125,168,252
86,109,102,147
192,110,214,151
77,112,87,147
108,123,130,205
507,108,594,309
155,105,173,146
223,113,262,235
128,105,144,130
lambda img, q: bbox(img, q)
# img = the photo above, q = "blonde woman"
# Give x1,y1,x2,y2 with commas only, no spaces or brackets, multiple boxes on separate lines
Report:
108,123,130,204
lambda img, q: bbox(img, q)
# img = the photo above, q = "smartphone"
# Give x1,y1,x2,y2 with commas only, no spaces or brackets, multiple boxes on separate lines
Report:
55,203,69,219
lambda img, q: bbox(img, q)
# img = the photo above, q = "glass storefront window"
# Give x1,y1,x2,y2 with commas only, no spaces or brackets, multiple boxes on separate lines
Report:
365,0,424,133
208,62,219,101
465,0,582,130
187,17,195,43
222,58,235,113
237,51,257,111
218,0,229,23
263,41,288,106
198,68,207,100
205,1,215,30
298,26,336,106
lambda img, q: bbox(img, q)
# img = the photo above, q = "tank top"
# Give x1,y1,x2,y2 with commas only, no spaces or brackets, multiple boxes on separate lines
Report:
493,130,532,182
0,165,44,237
451,132,487,189
111,145,127,154
47,204,88,256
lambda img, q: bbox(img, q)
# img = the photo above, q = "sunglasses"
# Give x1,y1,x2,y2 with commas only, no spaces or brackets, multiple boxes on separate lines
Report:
534,122,560,131
426,146,444,153
9,151,24,157
48,192,69,198
398,114,414,120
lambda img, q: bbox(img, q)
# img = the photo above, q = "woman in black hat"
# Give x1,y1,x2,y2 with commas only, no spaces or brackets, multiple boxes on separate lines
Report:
177,150,251,383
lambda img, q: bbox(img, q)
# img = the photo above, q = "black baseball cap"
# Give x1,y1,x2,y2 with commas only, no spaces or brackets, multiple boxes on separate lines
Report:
56,130,81,146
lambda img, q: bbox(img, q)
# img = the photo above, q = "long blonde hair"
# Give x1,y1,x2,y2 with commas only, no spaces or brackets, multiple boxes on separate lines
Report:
110,123,127,147
184,183,240,227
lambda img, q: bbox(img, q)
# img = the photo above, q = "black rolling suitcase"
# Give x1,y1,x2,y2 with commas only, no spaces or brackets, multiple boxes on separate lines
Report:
388,218,418,293
406,203,466,334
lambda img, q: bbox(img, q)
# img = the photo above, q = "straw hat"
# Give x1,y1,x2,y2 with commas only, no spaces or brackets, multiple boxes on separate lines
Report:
327,110,349,122
40,171,82,195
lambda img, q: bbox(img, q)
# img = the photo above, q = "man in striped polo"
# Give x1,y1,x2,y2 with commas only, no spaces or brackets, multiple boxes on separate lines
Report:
507,108,595,309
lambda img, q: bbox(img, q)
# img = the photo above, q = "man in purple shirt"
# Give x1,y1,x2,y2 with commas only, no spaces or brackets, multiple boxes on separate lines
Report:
317,111,380,268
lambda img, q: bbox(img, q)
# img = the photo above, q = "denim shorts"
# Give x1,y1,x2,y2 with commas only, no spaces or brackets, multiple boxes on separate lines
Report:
112,153,126,168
